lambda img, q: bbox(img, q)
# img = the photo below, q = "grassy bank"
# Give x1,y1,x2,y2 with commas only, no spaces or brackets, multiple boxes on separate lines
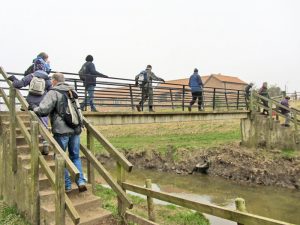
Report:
0,201,31,225
82,120,241,154
94,184,210,225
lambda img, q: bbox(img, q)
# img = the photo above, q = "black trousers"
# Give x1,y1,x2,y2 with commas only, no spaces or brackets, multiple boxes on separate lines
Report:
190,91,203,108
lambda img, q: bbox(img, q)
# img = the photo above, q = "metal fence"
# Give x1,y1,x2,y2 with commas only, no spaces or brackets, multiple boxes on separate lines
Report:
0,71,248,112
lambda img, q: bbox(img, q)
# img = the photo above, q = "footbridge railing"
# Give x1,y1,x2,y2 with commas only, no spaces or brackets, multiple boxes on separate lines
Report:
2,71,247,112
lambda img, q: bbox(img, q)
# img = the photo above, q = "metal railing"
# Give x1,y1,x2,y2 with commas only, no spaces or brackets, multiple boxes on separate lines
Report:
1,71,248,112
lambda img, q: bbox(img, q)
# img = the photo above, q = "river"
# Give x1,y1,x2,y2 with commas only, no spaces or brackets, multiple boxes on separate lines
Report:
104,167,300,225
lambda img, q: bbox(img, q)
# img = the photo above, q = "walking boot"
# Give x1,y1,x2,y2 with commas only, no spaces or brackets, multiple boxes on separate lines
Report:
42,141,49,155
136,105,141,112
188,106,192,112
149,106,155,112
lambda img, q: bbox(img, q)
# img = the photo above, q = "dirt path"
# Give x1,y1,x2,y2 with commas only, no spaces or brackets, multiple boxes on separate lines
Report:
97,143,300,189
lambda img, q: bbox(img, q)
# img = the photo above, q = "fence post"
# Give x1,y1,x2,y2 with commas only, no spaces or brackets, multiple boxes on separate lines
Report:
269,100,273,129
235,198,247,225
145,179,156,222
55,155,66,225
169,89,174,111
237,90,240,110
224,91,229,110
117,162,126,225
182,85,185,111
30,121,40,224
87,129,95,193
84,85,88,111
293,110,298,131
74,80,78,92
213,88,216,111
9,87,17,173
129,84,134,111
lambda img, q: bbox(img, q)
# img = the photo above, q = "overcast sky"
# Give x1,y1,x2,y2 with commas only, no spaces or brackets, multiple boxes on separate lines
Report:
1,0,299,92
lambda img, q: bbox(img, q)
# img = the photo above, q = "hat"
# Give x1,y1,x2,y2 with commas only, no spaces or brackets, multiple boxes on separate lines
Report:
86,55,94,62
194,68,198,73
146,65,152,69
285,96,290,99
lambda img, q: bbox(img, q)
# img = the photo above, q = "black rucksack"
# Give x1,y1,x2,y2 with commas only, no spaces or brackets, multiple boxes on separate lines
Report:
79,62,91,81
56,90,83,132
137,71,147,87
24,64,34,76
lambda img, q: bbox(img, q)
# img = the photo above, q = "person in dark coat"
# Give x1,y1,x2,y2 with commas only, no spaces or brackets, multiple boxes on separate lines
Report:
280,96,291,127
134,65,165,112
188,68,204,111
8,69,51,155
258,82,270,115
79,55,108,112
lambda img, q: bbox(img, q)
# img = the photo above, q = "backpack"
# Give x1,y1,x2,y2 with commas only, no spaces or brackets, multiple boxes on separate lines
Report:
79,62,91,81
138,71,147,87
56,90,83,130
28,75,46,96
24,64,34,76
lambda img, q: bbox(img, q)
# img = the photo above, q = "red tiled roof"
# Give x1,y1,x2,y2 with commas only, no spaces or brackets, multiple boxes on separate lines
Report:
211,74,247,84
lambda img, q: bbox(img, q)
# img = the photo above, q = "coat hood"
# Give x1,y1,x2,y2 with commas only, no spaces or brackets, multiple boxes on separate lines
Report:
52,82,75,92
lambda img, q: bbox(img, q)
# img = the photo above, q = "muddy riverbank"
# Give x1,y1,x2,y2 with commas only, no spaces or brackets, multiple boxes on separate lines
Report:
97,143,300,189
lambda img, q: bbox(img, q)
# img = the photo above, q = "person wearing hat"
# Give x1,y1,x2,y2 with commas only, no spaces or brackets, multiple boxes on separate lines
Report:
280,96,291,127
258,82,270,115
135,65,165,112
188,68,204,112
79,55,108,112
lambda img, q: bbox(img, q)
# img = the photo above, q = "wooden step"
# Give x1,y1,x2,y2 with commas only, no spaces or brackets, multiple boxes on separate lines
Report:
17,144,44,154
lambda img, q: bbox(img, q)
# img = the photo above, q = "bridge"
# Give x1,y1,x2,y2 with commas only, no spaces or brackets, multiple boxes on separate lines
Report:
0,67,296,225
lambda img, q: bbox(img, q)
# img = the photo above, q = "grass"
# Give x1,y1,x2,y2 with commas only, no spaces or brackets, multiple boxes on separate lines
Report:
81,120,241,155
281,148,297,159
94,185,210,225
0,201,31,225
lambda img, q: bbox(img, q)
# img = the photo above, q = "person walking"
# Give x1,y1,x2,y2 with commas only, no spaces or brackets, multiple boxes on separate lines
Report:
244,82,254,109
25,52,51,75
280,96,291,127
188,68,204,112
79,55,108,112
258,82,270,115
135,65,165,112
32,73,87,192
8,58,52,155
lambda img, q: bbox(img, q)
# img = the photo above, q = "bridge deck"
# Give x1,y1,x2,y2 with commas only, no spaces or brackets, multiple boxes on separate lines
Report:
83,110,249,125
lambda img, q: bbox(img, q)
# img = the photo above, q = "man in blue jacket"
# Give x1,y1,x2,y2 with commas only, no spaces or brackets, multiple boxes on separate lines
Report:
79,55,108,112
188,68,204,111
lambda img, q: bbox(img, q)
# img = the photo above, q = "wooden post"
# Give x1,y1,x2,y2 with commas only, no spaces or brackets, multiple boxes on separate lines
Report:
145,179,155,222
117,162,126,225
224,91,229,110
169,89,174,111
55,155,66,225
30,121,40,224
87,129,95,193
182,85,185,111
269,100,273,129
235,198,247,225
9,87,17,173
293,110,298,131
129,84,134,111
213,88,216,111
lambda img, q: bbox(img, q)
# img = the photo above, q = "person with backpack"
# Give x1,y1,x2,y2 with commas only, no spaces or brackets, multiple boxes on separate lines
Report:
258,82,270,115
8,65,52,155
280,96,291,127
188,68,204,112
134,65,165,112
24,52,51,76
32,73,87,192
78,55,108,112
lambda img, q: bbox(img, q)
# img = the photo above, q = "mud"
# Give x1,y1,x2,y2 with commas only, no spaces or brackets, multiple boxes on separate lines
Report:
97,143,300,190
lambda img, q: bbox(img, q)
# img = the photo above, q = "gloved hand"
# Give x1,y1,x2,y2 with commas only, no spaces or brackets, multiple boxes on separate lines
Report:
28,104,38,111
7,75,16,82
103,75,109,78
161,79,165,83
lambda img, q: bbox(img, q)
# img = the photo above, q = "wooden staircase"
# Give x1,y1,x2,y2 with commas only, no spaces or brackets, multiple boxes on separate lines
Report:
0,112,116,225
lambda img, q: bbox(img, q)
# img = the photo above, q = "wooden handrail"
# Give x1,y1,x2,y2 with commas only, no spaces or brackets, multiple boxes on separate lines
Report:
122,182,294,225
83,117,133,172
80,144,133,209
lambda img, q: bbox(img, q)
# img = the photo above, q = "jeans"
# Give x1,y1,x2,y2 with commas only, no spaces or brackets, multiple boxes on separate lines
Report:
81,85,96,110
54,134,86,189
